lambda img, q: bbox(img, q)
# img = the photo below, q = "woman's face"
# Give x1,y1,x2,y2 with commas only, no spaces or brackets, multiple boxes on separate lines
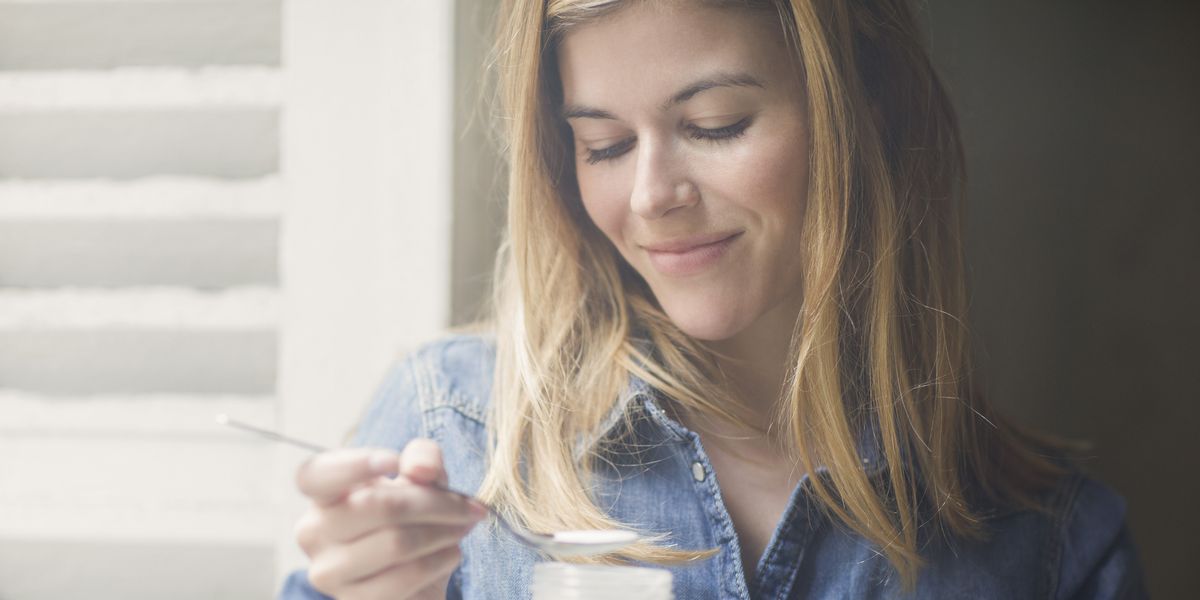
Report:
558,2,810,342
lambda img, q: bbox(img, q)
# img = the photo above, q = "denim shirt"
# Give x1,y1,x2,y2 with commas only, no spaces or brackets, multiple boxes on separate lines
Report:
280,335,1147,599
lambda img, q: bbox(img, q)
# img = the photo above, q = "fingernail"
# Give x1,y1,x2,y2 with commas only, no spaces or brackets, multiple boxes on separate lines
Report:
368,451,398,475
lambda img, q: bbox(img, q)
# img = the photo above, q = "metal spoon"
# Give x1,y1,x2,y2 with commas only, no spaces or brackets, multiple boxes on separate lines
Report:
215,414,639,557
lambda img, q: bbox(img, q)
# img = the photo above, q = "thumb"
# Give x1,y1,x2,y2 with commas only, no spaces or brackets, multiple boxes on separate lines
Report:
400,438,447,486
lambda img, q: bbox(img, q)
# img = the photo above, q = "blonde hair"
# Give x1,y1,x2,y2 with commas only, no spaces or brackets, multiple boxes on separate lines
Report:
476,0,1066,589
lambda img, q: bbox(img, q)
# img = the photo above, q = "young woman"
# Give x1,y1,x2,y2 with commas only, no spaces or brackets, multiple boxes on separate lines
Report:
281,1,1146,598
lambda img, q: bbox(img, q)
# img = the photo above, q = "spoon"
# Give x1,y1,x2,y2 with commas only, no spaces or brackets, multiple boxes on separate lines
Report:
215,414,639,557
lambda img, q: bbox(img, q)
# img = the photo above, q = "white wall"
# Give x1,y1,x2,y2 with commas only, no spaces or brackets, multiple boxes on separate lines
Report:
276,0,456,586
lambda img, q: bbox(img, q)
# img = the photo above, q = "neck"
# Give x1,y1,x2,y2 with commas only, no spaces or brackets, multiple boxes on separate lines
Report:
703,291,803,431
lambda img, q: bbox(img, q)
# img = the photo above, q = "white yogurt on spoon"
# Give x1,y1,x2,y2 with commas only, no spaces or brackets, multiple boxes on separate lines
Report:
551,529,640,546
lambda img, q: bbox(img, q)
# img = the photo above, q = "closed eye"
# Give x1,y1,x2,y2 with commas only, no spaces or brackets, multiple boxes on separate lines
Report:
584,137,636,165
582,117,753,165
686,116,752,141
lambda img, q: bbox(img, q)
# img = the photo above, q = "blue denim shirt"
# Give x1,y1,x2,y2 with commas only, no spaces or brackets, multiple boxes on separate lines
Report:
280,335,1147,599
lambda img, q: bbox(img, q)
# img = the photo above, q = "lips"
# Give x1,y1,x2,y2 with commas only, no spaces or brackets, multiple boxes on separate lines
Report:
640,231,741,254
641,231,741,276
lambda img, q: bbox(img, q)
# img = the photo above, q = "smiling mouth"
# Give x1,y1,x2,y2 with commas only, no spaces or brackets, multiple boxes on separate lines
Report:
640,231,742,254
642,232,742,276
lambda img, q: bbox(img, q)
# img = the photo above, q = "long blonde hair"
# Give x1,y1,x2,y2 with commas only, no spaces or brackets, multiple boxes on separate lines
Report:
476,0,1065,588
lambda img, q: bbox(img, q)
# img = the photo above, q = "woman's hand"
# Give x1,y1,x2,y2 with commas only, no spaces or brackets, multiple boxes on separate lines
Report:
293,439,487,600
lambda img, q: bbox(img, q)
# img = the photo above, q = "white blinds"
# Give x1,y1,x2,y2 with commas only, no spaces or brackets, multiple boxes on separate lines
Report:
0,2,283,598
0,0,464,596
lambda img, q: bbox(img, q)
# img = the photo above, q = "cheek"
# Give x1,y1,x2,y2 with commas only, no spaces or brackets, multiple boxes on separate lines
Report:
730,128,808,217
577,168,631,248
751,135,809,281
682,113,808,221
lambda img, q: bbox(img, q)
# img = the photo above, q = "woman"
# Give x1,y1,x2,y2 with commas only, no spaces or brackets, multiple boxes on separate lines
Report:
282,0,1146,598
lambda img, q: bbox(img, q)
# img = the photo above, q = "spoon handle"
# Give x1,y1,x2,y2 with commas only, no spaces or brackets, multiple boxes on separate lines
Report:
216,414,327,452
215,414,514,528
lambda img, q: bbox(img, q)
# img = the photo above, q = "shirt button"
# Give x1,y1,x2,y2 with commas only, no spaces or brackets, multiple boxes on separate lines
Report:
691,461,706,482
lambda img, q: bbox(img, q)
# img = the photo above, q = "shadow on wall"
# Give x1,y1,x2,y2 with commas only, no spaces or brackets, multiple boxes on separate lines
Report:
926,1,1200,598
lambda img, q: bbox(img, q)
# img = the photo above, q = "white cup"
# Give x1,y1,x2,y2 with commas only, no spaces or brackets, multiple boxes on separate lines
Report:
531,562,673,600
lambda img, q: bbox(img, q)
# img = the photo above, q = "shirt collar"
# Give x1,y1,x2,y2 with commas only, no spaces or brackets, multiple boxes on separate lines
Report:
576,372,889,479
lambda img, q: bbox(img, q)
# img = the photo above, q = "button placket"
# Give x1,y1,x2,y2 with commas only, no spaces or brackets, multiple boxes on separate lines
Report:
640,394,750,599
753,479,819,599
685,437,751,600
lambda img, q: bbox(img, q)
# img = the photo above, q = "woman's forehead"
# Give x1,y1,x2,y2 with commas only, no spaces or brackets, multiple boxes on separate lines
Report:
555,2,791,112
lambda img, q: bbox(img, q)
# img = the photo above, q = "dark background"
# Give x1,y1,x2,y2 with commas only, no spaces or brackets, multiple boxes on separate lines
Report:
926,1,1200,597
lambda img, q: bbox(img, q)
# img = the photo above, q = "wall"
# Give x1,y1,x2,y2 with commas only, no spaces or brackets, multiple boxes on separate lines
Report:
927,2,1199,597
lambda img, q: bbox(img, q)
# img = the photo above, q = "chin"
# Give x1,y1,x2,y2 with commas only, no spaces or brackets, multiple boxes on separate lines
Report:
658,298,751,342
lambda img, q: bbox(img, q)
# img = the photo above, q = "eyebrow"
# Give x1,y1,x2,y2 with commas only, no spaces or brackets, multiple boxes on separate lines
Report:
561,72,764,121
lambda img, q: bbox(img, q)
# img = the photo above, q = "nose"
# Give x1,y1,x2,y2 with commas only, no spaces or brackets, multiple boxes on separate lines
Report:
629,138,698,219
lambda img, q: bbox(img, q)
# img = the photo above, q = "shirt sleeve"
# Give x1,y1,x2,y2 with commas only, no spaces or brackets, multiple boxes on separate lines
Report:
278,570,334,600
349,354,430,448
1057,476,1150,600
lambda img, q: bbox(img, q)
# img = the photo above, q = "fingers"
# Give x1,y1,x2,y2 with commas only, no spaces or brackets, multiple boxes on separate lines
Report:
297,478,486,551
331,544,462,600
296,448,401,506
353,477,487,524
306,523,470,593
294,439,472,599
399,438,446,486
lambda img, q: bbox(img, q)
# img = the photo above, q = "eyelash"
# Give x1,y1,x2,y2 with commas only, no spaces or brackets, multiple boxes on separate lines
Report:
583,117,752,165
